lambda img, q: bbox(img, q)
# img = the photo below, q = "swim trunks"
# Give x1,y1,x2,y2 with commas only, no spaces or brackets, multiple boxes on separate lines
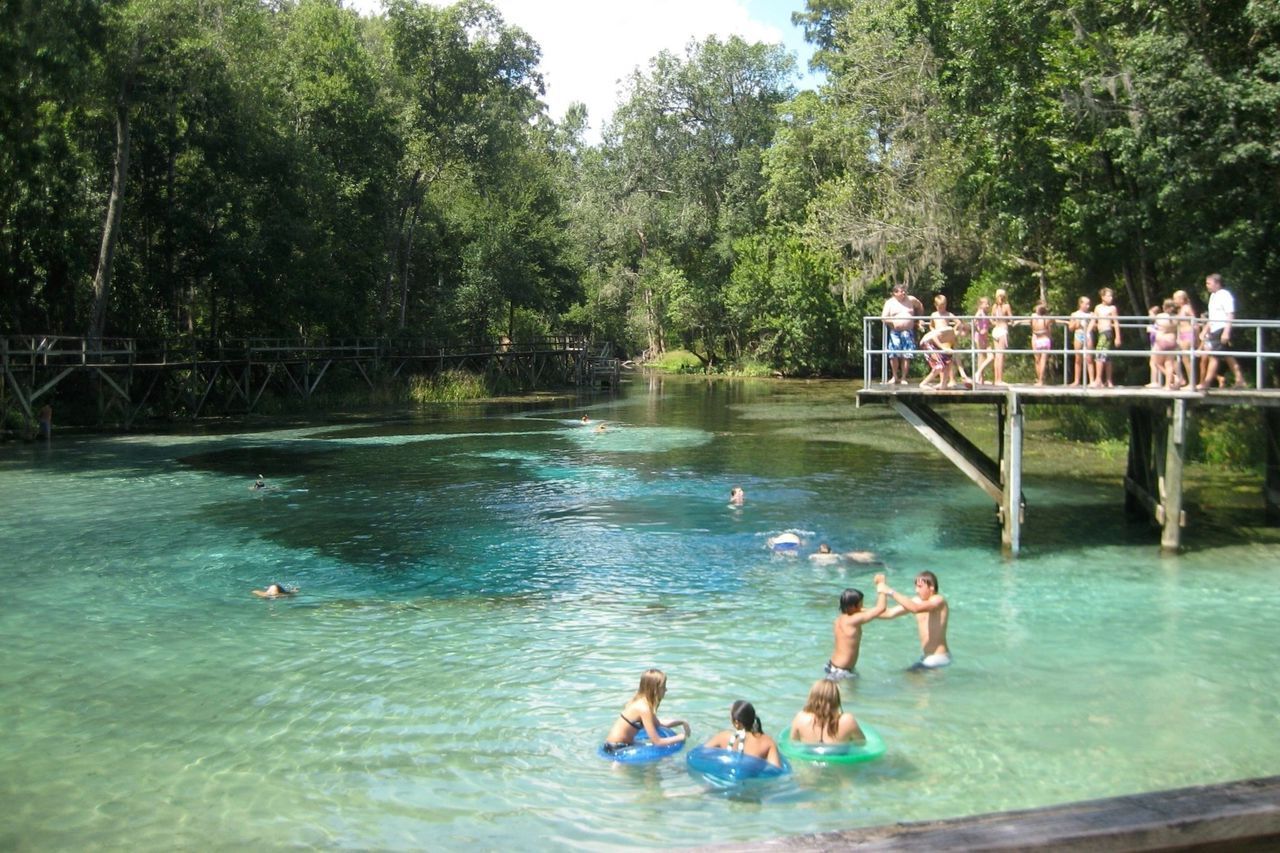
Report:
887,328,915,356
916,652,952,669
1206,328,1233,353
1074,329,1087,345
601,741,630,754
1095,329,1113,362
824,660,857,681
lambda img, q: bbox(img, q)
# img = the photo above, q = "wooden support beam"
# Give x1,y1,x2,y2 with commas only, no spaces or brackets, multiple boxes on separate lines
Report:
1160,400,1188,551
891,399,1003,503
1265,409,1280,526
1002,394,1024,555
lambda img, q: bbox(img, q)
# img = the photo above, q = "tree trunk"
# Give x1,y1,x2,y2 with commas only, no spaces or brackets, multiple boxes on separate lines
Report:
88,80,134,345
398,200,422,331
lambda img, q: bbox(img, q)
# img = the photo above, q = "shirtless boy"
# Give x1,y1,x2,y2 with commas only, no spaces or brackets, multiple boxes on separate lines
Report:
1089,287,1122,387
877,570,950,669
824,573,888,680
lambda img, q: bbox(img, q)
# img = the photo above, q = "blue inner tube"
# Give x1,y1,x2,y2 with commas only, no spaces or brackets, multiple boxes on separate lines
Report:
597,726,684,763
777,724,887,764
686,745,791,783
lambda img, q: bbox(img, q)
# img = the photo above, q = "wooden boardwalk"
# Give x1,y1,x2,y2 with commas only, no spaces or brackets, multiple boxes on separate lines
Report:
857,381,1280,554
2,334,595,428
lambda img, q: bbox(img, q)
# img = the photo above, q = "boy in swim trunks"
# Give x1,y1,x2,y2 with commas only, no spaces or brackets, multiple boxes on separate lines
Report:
877,570,950,669
824,574,887,680
1088,288,1121,387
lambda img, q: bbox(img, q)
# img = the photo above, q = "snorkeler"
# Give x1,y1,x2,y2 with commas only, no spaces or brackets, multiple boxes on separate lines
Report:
252,583,297,598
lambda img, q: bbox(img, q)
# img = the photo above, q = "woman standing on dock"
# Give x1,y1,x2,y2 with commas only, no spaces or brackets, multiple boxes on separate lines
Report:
990,289,1013,385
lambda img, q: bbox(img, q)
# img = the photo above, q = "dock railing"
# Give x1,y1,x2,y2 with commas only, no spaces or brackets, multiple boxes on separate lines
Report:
862,314,1280,389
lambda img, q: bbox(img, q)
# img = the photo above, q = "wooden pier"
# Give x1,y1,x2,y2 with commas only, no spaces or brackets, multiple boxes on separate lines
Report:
2,334,592,429
858,383,1280,554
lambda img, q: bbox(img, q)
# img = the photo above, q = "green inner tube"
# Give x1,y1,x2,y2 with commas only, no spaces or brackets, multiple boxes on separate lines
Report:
777,724,886,764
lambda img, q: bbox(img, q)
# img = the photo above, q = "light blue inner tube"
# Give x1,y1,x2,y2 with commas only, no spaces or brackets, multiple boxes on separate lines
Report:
686,746,791,783
597,726,684,763
777,724,887,764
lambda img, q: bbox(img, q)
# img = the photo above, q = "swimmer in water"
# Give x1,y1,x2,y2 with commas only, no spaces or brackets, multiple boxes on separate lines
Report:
877,570,951,669
824,575,888,680
809,543,842,564
595,423,608,433
581,415,590,424
252,583,297,598
250,474,266,491
729,486,745,506
768,532,802,554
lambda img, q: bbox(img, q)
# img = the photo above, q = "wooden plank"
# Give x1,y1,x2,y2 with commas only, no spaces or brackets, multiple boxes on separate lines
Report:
891,399,1002,503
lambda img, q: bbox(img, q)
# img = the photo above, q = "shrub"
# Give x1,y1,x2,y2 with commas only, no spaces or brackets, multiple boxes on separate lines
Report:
409,369,492,403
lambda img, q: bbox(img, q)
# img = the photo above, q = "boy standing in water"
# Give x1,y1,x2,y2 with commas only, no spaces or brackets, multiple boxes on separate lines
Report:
878,570,951,669
824,574,888,680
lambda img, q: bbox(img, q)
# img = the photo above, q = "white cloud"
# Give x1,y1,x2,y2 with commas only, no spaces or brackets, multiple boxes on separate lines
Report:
346,0,792,141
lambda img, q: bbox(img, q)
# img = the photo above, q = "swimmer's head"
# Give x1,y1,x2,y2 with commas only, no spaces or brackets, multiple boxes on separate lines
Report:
839,588,864,613
803,679,842,725
636,668,667,707
730,699,763,734
916,571,939,593
817,543,832,554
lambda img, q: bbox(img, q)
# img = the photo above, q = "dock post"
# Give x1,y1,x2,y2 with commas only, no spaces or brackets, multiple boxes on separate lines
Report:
1160,399,1188,552
1001,393,1023,555
1266,409,1280,525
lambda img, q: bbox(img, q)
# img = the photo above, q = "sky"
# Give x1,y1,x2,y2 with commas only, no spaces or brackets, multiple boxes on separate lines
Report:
346,0,819,141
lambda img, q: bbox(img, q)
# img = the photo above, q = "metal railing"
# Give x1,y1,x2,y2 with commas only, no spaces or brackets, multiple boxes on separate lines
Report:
1,335,589,370
862,314,1280,389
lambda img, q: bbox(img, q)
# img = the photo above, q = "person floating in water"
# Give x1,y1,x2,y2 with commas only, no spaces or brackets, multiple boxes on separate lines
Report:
790,679,865,745
701,700,782,768
824,575,888,681
580,415,590,424
594,423,608,433
252,583,297,598
768,532,802,554
809,543,840,563
877,570,951,669
601,668,690,756
250,474,267,491
729,486,745,506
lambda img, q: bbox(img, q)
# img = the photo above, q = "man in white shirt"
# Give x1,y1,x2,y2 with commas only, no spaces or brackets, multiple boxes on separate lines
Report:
1196,273,1246,390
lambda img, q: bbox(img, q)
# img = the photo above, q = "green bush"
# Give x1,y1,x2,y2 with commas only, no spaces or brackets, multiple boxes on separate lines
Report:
409,369,492,403
651,349,706,373
1190,408,1264,468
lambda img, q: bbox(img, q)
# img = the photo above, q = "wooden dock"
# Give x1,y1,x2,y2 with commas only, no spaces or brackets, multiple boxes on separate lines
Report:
1,334,592,428
857,382,1280,554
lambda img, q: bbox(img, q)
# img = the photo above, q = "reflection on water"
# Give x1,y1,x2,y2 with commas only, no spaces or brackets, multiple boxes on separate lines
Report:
2,374,1278,849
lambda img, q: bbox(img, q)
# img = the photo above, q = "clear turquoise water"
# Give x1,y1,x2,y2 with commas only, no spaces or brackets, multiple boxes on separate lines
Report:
3,375,1278,850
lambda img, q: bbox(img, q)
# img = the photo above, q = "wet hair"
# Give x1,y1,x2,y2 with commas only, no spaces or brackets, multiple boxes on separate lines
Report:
731,700,764,735
916,571,939,592
839,588,864,613
634,668,667,709
817,543,832,554
803,679,843,738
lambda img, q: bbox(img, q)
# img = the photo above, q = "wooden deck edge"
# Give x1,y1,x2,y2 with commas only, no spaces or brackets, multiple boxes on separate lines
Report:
696,776,1280,852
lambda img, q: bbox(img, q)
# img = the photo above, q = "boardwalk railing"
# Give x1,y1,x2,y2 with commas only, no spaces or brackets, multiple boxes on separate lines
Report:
862,314,1280,388
2,335,592,426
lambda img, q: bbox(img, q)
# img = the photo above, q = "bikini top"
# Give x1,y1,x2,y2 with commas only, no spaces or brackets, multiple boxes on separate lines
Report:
620,714,643,730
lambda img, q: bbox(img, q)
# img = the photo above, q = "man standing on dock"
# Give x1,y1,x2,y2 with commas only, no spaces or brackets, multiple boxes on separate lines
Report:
881,284,918,385
1197,273,1247,390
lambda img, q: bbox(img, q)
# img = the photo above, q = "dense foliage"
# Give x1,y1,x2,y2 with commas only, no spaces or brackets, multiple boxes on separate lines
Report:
3,0,1276,374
